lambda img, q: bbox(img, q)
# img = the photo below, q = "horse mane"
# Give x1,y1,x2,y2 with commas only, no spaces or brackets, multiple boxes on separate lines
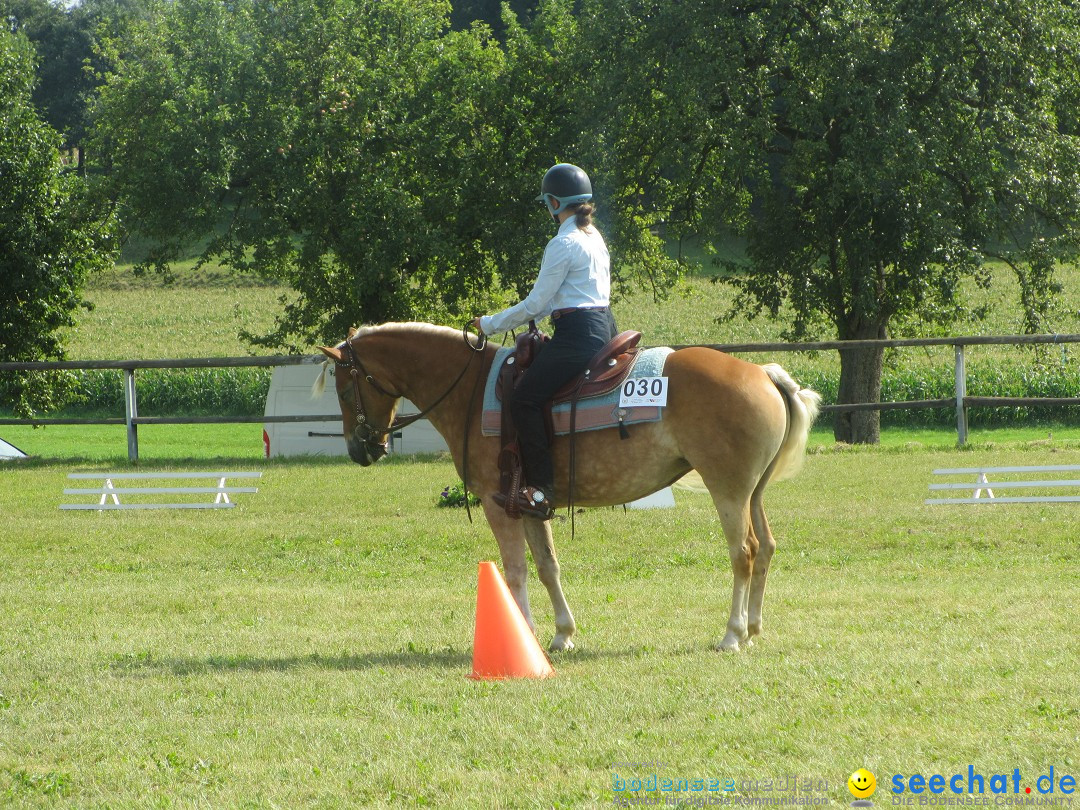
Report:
353,322,462,341
310,322,467,400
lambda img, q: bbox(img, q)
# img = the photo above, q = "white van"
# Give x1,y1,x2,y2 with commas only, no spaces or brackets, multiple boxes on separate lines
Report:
262,363,449,458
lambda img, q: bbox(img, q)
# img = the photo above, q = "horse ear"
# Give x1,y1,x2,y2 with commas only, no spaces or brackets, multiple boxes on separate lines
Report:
347,326,359,338
318,346,343,362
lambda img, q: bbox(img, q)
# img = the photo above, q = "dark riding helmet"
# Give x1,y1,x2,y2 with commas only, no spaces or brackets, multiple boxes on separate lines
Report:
536,163,593,219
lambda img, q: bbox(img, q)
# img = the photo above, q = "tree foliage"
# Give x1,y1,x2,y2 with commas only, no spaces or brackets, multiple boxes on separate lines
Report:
448,0,537,36
93,0,585,350
1,0,105,167
0,27,117,412
585,0,1080,442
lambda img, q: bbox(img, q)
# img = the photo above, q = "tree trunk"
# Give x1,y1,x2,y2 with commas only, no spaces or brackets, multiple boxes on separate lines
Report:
834,321,888,444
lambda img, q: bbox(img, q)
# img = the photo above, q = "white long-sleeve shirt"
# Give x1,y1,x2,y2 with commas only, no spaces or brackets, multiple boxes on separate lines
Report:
479,217,610,335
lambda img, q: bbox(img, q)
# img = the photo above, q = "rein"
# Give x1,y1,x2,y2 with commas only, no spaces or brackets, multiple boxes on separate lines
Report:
334,327,486,460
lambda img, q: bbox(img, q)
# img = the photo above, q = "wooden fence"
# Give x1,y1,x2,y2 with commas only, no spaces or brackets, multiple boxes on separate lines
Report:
2,334,1078,460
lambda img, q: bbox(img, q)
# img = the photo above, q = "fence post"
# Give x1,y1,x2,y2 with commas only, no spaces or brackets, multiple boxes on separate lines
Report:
124,368,139,461
954,343,968,446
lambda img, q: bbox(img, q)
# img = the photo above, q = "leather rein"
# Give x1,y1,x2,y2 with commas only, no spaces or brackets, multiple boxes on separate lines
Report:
333,326,487,459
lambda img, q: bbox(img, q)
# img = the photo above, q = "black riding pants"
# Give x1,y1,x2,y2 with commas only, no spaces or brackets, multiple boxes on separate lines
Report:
510,308,617,495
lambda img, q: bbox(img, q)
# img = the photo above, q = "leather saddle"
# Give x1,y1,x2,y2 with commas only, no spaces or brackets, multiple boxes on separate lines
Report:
495,322,642,519
495,327,643,405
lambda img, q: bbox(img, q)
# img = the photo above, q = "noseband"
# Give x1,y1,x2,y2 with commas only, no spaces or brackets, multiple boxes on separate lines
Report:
332,326,487,457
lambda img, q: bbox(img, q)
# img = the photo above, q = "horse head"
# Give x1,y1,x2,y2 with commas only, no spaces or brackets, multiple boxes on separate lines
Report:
317,327,401,466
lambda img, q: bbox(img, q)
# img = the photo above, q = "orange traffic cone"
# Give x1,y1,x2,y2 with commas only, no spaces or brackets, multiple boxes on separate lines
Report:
469,561,555,680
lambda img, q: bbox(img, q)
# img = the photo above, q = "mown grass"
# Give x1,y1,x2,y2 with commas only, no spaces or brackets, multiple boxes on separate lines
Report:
5,422,1080,464
1,445,1078,807
5,212,1077,807
1,423,267,461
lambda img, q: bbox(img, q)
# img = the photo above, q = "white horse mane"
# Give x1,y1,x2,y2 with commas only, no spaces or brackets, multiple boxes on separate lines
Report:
311,361,331,399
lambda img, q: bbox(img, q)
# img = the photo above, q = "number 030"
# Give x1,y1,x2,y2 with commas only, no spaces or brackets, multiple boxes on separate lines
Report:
619,376,668,407
624,378,665,398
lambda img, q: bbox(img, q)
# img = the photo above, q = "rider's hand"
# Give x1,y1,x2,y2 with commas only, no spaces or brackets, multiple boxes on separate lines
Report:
471,316,484,335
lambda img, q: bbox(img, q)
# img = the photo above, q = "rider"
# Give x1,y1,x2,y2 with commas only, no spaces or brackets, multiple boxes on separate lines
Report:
473,163,617,518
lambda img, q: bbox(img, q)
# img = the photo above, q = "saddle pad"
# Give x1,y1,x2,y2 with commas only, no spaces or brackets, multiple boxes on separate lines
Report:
481,346,674,437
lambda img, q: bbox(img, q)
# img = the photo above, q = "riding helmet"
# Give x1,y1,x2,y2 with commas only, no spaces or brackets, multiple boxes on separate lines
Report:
536,163,593,219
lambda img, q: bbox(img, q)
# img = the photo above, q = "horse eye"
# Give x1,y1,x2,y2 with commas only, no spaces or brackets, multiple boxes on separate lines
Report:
339,387,355,404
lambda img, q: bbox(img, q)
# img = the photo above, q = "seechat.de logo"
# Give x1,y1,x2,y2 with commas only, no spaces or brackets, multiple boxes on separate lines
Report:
891,766,1076,804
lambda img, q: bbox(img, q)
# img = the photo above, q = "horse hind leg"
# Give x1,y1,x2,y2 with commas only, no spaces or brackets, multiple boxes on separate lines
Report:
522,518,577,652
746,489,776,643
712,496,757,652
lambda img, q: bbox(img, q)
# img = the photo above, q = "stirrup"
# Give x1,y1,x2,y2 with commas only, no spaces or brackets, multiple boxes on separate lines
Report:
493,486,554,520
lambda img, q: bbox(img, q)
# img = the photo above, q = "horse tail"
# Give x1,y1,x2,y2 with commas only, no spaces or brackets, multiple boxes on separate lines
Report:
673,363,820,494
760,363,821,481
311,361,330,398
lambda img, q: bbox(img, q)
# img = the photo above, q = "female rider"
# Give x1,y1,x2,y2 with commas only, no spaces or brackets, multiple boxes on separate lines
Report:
473,163,617,519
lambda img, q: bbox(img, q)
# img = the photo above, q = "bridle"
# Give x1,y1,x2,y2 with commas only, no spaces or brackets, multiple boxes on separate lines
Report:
332,326,487,459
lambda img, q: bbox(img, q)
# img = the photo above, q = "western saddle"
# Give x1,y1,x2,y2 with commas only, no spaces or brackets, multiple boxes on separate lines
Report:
495,322,642,519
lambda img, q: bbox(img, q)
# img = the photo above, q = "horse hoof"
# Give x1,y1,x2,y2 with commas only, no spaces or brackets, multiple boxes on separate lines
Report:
549,636,575,653
715,635,741,653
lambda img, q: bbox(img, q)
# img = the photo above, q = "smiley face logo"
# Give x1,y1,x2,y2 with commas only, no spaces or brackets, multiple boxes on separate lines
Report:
848,768,877,799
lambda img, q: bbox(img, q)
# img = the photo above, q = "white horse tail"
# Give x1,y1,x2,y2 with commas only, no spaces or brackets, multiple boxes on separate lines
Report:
674,363,820,493
761,363,821,481
311,361,331,399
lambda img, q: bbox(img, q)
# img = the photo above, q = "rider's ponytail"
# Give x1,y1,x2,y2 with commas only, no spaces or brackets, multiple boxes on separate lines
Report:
570,202,594,230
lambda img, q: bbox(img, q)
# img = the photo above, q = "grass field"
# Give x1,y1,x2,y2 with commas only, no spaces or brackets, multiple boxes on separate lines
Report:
4,422,1080,464
2,444,1078,807
72,266,288,361
74,257,1080,362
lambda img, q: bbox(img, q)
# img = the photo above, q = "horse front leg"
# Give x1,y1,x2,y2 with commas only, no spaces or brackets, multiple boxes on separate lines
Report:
481,498,535,633
522,517,577,652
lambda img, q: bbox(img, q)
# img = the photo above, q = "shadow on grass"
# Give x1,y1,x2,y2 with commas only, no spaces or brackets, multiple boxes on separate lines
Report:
110,643,700,677
110,650,471,675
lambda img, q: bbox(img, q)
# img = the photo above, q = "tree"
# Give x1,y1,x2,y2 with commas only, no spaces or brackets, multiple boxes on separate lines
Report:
1,0,103,170
583,0,1080,443
92,0,585,350
448,0,537,36
0,27,117,413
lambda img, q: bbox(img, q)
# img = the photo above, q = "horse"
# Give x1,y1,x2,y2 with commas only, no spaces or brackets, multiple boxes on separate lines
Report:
314,322,821,653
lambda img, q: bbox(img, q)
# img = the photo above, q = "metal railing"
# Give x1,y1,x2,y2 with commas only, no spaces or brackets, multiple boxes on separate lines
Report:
0,355,338,461
2,333,1078,459
684,333,1080,445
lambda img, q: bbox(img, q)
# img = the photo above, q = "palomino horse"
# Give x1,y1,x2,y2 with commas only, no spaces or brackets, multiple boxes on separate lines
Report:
315,322,820,653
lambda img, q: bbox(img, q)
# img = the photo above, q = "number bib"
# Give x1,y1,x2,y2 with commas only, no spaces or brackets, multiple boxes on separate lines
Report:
619,376,668,408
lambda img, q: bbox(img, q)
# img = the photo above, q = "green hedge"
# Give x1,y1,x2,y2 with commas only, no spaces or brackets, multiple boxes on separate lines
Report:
5,361,1076,427
64,367,272,416
796,363,1080,427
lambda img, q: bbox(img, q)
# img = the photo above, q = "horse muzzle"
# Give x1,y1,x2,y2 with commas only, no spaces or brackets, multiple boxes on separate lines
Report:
347,433,387,466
